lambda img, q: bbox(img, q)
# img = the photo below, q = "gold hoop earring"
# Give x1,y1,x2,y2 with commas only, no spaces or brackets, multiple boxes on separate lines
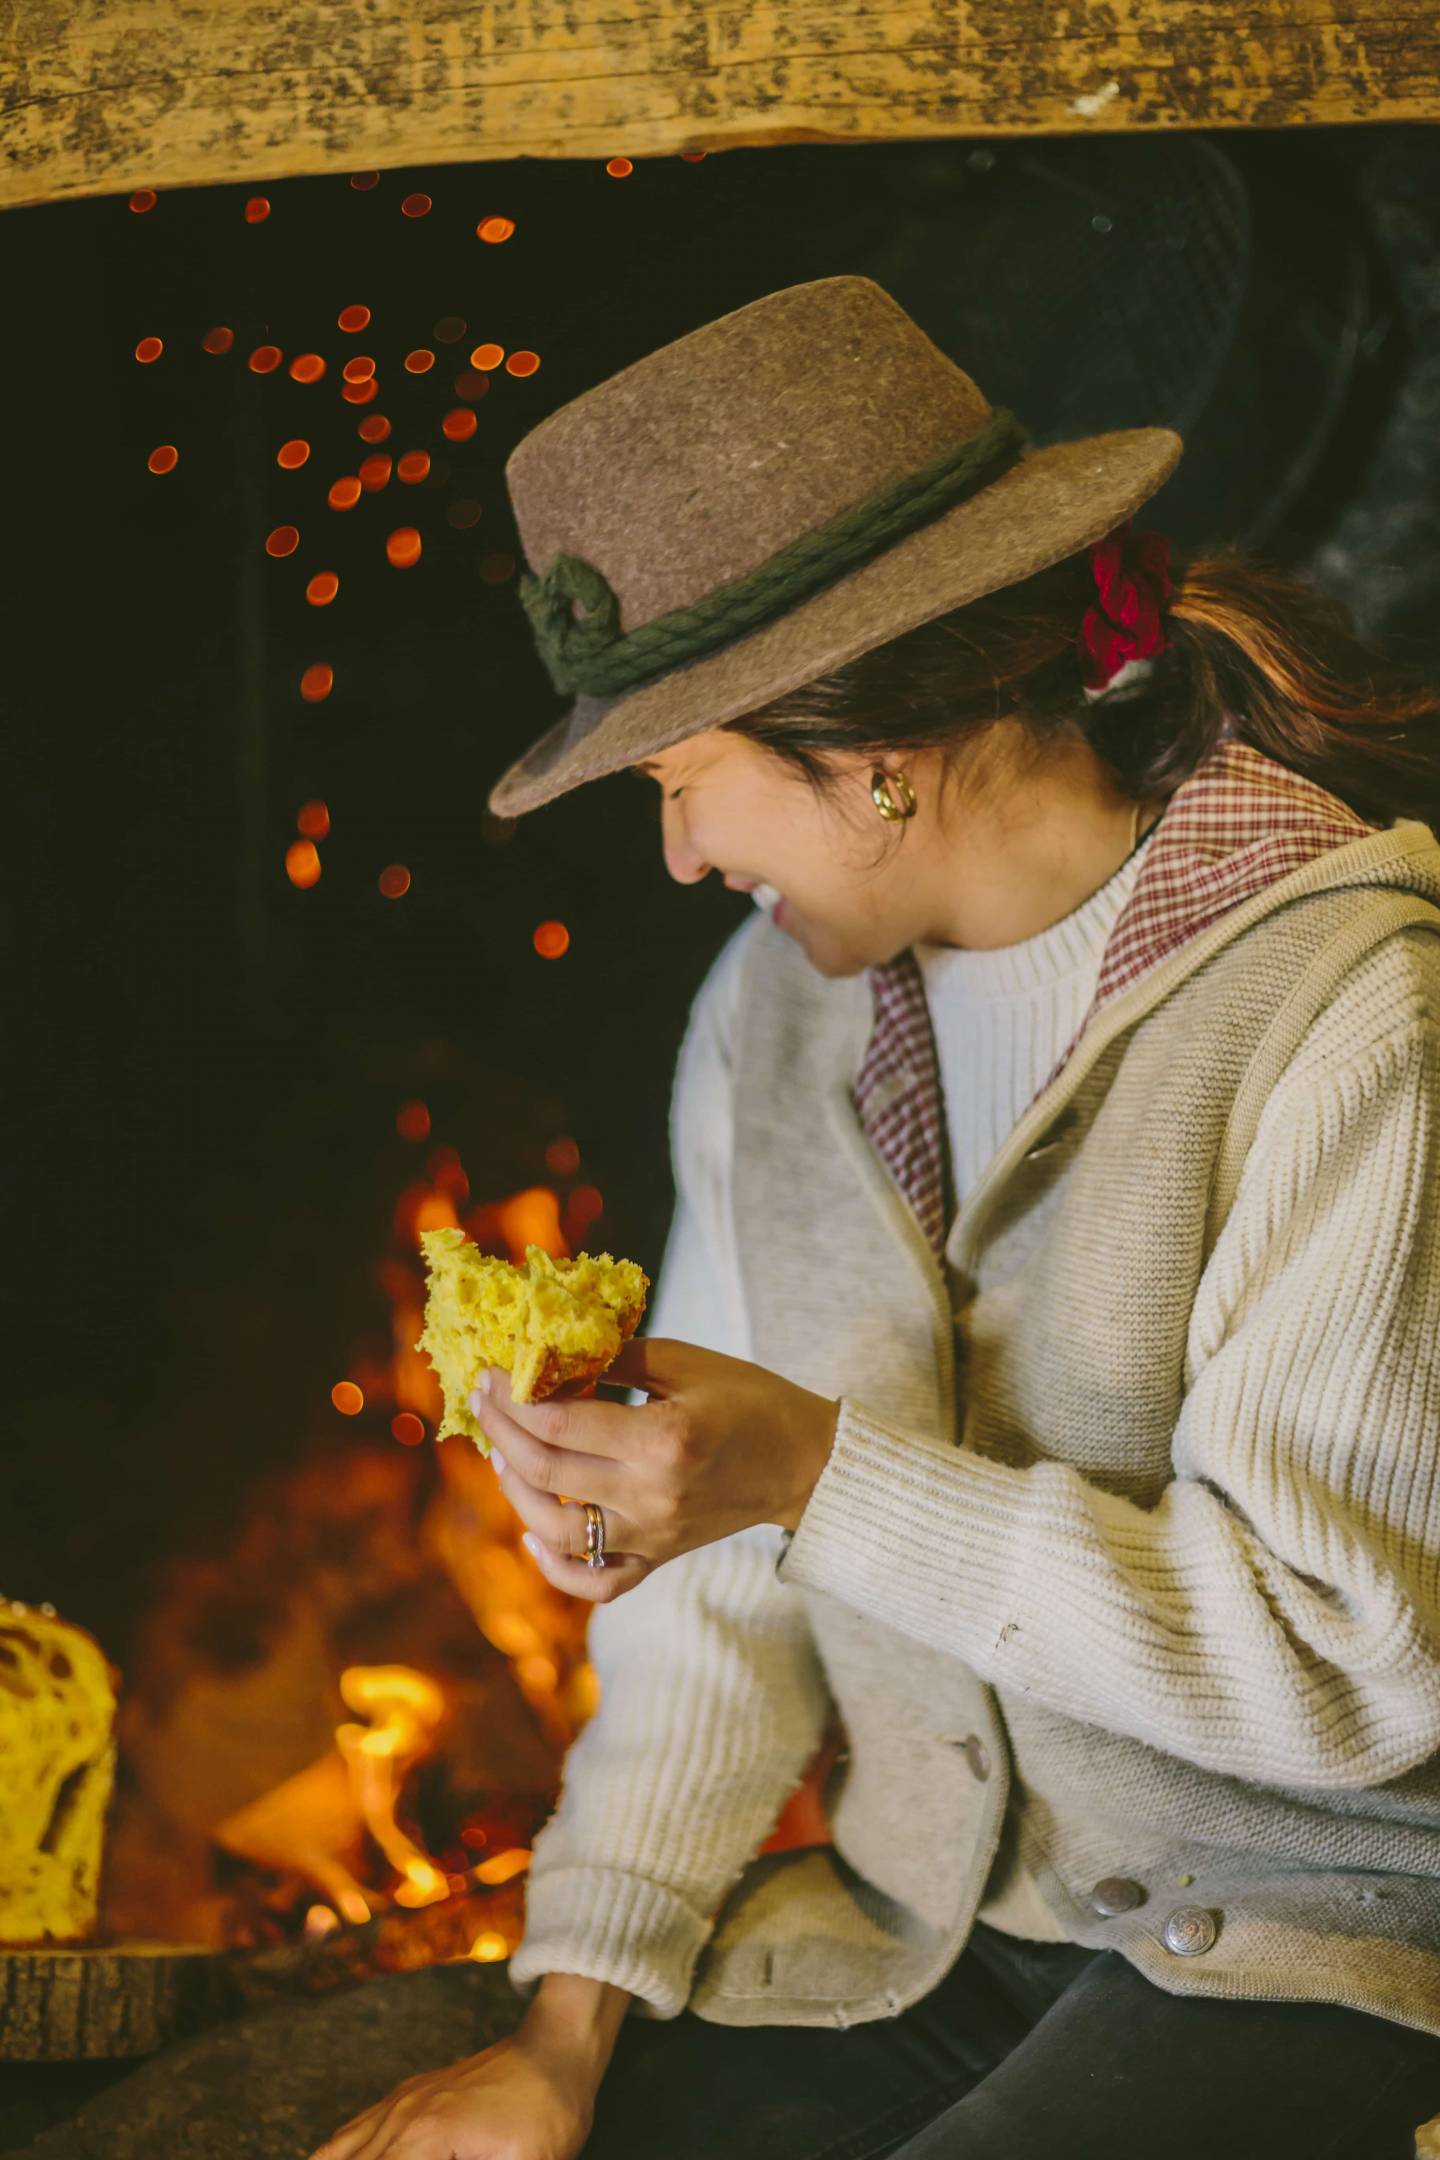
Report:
871,768,917,822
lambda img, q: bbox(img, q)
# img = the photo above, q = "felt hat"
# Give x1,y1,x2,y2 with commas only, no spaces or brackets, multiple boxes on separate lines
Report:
488,274,1183,818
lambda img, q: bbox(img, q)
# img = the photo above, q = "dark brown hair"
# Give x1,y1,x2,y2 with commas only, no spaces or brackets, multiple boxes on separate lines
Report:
721,544,1440,839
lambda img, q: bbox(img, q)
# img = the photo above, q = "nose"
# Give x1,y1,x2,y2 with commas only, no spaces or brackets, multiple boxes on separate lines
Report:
661,796,712,886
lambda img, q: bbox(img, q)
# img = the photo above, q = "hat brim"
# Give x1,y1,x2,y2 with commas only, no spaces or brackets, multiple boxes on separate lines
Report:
487,425,1183,818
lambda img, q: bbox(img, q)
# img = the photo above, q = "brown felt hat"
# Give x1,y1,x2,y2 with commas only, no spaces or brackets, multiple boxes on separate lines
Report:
488,274,1183,819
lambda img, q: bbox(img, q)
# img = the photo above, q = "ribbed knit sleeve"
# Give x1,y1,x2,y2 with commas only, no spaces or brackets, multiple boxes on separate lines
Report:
509,922,831,2018
779,929,1440,1792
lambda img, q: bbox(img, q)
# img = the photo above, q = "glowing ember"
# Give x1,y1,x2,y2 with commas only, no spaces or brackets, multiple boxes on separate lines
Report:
606,157,633,178
327,475,362,510
287,839,322,888
396,1100,431,1141
266,525,300,557
386,528,422,568
359,454,393,491
442,409,478,442
358,414,392,443
401,193,432,218
396,451,430,484
278,439,311,469
129,188,157,213
147,445,179,474
135,336,163,363
249,344,283,374
476,216,515,244
202,326,235,354
306,572,340,607
244,196,271,223
403,350,435,375
338,304,372,332
289,353,326,384
300,663,334,702
469,343,504,371
331,1380,364,1415
468,1931,507,1961
297,800,330,839
379,864,412,899
506,351,541,377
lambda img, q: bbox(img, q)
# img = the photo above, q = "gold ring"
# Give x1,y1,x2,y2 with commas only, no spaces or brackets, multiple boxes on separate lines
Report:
581,1500,606,1569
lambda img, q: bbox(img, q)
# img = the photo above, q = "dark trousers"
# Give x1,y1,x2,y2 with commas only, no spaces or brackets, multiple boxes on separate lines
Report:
583,1922,1440,2160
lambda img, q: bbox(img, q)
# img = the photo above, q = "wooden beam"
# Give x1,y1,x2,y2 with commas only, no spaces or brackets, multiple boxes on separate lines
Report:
2,1,1437,213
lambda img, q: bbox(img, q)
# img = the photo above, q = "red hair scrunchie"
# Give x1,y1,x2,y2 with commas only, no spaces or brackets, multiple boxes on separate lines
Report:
1078,517,1174,692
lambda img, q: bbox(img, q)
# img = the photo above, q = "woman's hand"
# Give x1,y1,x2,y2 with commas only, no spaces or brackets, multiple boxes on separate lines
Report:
307,2016,598,2160
469,1338,839,1603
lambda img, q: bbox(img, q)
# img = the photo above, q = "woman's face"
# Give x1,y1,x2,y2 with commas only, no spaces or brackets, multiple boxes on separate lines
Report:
631,728,923,978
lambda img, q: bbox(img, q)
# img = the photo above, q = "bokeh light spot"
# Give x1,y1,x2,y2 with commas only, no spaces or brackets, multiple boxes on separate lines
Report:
338,303,372,331
469,342,505,371
476,216,515,243
446,498,482,529
342,355,377,384
396,450,431,484
505,350,540,377
129,188,157,213
478,551,515,584
469,1931,508,1962
300,663,334,702
452,368,490,403
327,475,363,510
135,336,163,363
359,454,393,490
277,438,311,470
404,348,435,374
306,571,340,606
401,192,432,217
244,195,271,222
433,315,467,342
266,524,300,557
331,1380,364,1415
147,444,179,474
297,799,330,839
341,376,379,404
289,352,326,383
202,325,234,354
350,172,380,191
533,920,570,959
391,1412,426,1446
396,1099,431,1142
386,527,422,568
570,1184,604,1226
680,149,709,161
287,839,322,888
248,344,283,374
379,863,412,898
442,407,478,442
606,157,633,178
357,413,391,443
546,1135,581,1175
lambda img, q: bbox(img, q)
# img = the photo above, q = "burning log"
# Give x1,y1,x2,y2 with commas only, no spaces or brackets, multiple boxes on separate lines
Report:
227,1877,527,2012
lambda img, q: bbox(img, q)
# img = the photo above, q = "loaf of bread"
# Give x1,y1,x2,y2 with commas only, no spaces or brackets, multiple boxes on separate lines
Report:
0,1596,119,1946
416,1228,649,1448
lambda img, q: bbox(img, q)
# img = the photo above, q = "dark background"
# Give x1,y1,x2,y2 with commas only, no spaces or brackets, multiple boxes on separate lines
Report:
4,122,1438,1657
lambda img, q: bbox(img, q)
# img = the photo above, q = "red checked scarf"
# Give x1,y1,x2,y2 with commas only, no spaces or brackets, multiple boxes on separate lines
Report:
851,739,1379,1258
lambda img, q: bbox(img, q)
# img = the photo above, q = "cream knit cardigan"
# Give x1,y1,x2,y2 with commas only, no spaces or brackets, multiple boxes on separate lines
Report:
509,814,1440,2038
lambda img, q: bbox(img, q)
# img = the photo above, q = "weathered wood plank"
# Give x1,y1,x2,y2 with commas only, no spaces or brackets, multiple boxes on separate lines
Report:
1,1,1437,213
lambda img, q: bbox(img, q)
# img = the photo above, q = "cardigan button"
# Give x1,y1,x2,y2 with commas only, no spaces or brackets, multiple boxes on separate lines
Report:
954,1734,991,1781
1163,1906,1218,1957
1089,1875,1146,1917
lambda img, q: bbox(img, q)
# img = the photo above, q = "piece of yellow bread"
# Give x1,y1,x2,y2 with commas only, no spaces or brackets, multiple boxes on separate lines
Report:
415,1227,649,1447
0,1596,119,1946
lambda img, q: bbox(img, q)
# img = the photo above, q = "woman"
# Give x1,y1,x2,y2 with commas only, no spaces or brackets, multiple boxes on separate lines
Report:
313,276,1440,2159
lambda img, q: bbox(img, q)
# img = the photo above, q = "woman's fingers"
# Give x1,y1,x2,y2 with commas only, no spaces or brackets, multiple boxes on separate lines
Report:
490,1465,635,1563
469,1390,627,1507
522,1532,652,1604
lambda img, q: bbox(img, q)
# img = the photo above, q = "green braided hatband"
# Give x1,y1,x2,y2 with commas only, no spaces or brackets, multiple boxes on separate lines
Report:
517,406,1032,699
